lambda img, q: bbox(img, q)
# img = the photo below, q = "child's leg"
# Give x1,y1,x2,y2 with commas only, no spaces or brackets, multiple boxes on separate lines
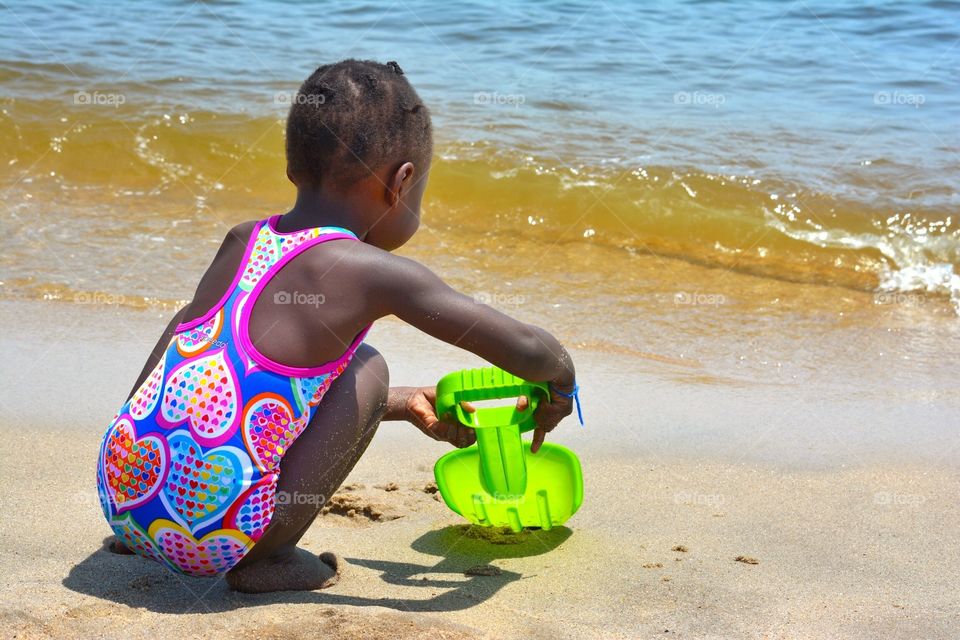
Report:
226,343,389,593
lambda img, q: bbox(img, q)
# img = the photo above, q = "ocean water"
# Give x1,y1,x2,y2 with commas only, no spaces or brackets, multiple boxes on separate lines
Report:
1,0,959,386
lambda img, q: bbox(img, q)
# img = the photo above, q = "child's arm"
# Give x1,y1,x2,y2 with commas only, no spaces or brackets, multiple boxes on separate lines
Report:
366,252,576,451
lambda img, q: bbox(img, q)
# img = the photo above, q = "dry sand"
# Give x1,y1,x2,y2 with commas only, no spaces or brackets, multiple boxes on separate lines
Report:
1,300,958,639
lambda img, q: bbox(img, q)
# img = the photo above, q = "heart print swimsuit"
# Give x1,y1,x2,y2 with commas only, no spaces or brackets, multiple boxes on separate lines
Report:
96,216,370,576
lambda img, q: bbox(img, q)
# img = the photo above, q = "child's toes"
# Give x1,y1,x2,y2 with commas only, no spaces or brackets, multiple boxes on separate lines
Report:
318,551,341,588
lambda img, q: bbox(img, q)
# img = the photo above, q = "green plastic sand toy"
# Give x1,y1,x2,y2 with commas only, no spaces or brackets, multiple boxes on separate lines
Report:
432,367,583,532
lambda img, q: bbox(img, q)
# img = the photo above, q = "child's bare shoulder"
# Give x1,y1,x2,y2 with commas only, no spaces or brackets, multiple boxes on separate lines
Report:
228,220,259,243
297,240,442,319
305,239,421,285
211,220,259,255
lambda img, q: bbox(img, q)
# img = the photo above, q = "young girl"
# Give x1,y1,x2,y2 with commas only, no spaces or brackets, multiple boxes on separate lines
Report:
96,59,576,593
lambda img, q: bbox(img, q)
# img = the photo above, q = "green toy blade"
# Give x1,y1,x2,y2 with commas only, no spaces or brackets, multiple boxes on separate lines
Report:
434,441,583,532
432,366,584,531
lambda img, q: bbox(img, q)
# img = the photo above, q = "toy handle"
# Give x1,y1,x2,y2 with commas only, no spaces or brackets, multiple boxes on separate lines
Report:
434,367,549,497
434,367,549,433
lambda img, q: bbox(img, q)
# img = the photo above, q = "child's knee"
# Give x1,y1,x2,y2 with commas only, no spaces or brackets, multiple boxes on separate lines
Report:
353,343,389,413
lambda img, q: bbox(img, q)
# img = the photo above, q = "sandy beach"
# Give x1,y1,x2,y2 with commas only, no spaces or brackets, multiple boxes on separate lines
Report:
1,299,957,639
2,0,959,637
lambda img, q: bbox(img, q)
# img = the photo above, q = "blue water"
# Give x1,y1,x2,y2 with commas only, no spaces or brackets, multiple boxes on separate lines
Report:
1,0,957,206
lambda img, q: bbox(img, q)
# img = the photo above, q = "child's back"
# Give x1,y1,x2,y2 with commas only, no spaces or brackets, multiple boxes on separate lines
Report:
97,60,576,593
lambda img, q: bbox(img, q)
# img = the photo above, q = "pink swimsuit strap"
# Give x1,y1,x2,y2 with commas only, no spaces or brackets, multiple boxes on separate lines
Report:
177,216,370,377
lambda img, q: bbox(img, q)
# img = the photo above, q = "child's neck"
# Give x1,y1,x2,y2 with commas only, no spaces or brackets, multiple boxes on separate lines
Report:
279,188,367,238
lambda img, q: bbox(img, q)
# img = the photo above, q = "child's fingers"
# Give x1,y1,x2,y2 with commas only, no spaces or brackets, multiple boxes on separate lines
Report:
531,427,546,454
515,395,529,411
420,415,443,441
453,424,476,448
459,400,476,413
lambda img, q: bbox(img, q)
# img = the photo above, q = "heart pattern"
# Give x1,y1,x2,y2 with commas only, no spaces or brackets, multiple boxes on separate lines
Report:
239,223,327,291
159,348,240,446
160,430,250,533
225,475,277,541
176,309,223,357
239,229,280,291
242,393,306,472
150,519,251,576
109,512,170,568
102,415,169,513
129,356,165,420
291,373,332,415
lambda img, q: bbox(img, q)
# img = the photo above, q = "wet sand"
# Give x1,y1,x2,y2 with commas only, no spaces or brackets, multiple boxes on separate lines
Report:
0,300,958,639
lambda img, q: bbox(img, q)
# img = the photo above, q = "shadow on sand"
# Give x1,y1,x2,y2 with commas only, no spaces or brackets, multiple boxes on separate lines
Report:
63,526,572,614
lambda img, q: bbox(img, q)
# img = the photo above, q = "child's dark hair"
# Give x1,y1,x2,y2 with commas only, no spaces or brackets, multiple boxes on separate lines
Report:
285,59,433,189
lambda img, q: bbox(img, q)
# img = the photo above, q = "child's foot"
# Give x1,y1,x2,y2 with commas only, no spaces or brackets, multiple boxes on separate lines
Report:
107,538,135,555
226,548,340,593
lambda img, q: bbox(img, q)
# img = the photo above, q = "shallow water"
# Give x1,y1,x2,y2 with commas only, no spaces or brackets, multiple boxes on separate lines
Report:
1,0,959,384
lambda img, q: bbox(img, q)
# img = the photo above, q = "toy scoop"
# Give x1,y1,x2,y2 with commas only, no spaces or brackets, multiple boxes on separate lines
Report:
432,366,583,532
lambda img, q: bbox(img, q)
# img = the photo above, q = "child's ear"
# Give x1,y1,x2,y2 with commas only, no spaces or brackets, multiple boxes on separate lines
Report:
285,165,296,186
387,162,416,206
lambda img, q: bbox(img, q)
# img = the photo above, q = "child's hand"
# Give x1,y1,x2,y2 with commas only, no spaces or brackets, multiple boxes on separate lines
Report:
403,386,477,448
397,385,571,453
530,382,574,453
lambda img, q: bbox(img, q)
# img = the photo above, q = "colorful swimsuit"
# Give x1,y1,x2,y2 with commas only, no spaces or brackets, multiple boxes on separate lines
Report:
96,215,371,576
